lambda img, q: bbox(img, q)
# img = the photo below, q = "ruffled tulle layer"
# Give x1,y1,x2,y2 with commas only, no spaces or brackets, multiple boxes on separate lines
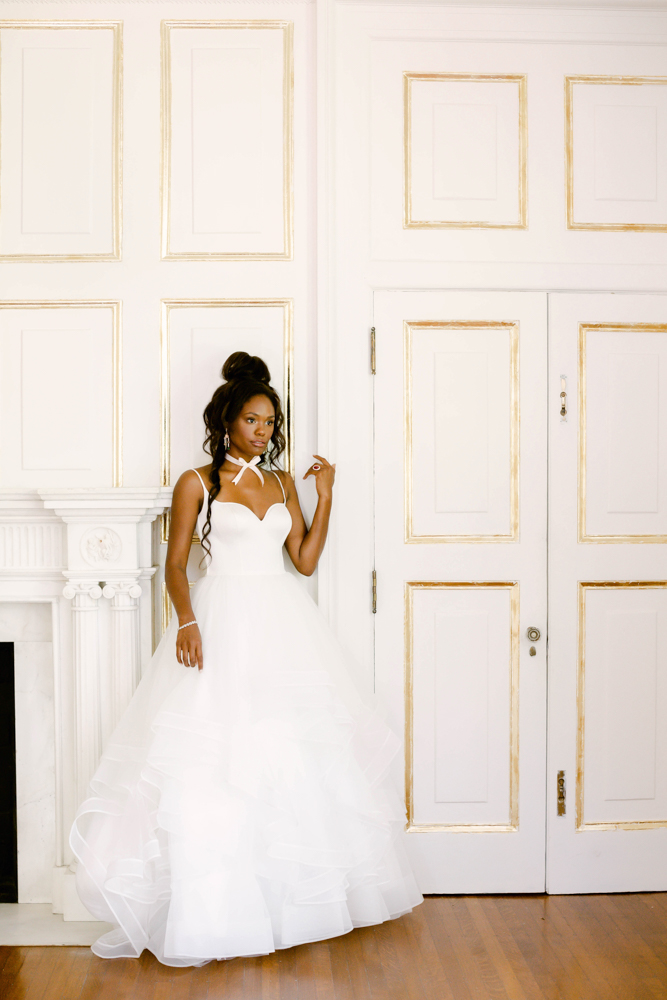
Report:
70,571,422,967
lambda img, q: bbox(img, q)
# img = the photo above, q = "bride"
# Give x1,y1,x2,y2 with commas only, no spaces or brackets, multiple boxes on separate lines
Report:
70,351,423,967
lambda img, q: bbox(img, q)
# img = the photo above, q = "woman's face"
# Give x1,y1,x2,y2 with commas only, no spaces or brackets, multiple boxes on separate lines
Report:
229,394,275,458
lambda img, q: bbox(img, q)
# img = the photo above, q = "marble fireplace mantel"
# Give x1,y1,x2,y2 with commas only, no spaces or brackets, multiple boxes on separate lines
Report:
0,487,172,923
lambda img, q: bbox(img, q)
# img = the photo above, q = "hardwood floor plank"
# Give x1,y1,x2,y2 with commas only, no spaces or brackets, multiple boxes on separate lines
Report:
258,951,282,1000
478,898,544,1000
493,896,580,1000
35,947,79,1000
423,897,475,1000
6,895,667,998
591,896,667,992
400,903,456,1000
552,895,649,1000
354,926,389,1000
277,947,299,1000
618,895,667,972
334,927,371,1000
440,896,507,999
372,916,424,1000
3,948,52,1000
533,895,617,1000
326,932,355,1000
0,946,33,991
55,946,94,1000
465,897,530,1000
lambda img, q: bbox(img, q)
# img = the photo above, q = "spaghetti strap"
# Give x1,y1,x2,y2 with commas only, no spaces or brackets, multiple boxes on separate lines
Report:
190,468,207,497
272,470,287,503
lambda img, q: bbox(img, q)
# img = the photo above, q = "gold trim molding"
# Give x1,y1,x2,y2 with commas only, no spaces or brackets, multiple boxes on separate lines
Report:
578,323,667,544
565,75,667,233
160,20,294,260
576,581,667,832
404,321,519,544
404,581,520,834
0,21,122,262
403,73,527,230
0,299,122,485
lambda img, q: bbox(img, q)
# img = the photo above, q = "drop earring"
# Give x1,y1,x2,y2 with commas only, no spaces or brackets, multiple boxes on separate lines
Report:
223,431,230,450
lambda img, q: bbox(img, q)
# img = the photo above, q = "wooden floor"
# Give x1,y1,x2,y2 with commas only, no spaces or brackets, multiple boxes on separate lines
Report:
3,894,667,999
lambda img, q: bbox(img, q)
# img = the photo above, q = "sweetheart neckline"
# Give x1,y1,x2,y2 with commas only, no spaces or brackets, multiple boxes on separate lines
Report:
211,500,287,524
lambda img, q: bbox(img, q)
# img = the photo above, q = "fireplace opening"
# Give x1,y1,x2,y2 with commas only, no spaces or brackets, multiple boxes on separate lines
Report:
0,642,17,903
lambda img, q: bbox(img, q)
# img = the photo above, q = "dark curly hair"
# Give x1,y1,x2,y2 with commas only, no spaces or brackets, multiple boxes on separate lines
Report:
199,351,285,562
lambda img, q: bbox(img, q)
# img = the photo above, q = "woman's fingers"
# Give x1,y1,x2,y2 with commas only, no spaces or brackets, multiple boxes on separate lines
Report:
303,455,333,479
176,635,204,670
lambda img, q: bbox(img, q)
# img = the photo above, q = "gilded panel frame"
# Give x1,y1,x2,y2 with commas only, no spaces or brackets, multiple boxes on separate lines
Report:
565,75,667,233
0,21,122,262
0,299,122,485
405,321,519,544
576,580,667,832
578,322,667,544
404,581,520,834
161,20,294,261
403,73,528,230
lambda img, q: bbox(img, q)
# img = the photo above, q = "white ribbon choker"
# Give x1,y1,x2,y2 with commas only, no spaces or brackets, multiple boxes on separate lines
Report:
226,453,265,486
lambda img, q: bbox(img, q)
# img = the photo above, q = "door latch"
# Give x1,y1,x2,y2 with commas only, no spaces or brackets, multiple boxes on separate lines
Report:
557,770,566,816
559,375,567,421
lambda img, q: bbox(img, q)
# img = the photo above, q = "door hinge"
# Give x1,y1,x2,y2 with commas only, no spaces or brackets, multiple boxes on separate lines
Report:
370,327,376,375
372,569,377,614
557,770,566,816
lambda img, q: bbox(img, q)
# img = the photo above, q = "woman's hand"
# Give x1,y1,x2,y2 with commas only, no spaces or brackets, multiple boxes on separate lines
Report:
303,454,336,500
176,622,203,671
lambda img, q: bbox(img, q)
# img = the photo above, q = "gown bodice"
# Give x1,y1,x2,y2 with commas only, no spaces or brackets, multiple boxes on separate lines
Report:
195,474,292,578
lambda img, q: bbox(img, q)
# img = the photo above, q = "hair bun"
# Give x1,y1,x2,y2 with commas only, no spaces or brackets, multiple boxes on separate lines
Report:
221,351,271,386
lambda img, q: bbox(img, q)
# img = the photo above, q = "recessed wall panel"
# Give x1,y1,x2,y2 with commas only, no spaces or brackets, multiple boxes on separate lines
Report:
567,77,667,231
21,331,92,470
407,582,519,831
161,300,294,490
0,303,121,487
579,324,667,542
162,21,293,259
578,583,667,829
0,23,121,259
407,322,518,542
404,74,526,229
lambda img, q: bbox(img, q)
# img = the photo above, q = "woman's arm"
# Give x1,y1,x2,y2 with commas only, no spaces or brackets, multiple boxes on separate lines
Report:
282,455,336,577
165,471,204,670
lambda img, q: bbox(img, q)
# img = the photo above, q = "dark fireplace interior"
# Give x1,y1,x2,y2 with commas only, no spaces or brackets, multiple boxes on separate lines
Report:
0,642,17,903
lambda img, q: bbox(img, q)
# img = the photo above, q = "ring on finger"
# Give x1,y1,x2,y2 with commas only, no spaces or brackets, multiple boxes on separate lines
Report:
313,464,321,471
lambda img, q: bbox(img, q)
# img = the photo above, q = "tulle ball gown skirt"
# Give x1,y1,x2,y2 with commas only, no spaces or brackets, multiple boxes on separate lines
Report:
70,503,422,967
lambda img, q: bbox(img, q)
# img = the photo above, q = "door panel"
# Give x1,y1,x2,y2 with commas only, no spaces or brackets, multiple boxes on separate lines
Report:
374,290,547,893
548,293,667,892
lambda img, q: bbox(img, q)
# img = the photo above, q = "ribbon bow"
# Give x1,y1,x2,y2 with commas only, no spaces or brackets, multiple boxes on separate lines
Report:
226,453,265,486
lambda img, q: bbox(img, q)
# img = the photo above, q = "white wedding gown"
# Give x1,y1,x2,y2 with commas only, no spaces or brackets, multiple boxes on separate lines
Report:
70,469,422,967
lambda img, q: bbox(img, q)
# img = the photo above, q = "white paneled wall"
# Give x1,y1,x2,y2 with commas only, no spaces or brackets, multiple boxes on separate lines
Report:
1,0,667,913
567,77,667,231
0,22,121,260
0,304,120,488
404,74,526,230
580,323,667,542
162,20,293,259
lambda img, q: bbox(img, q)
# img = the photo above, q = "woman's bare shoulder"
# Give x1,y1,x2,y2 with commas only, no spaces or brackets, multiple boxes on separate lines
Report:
174,468,209,498
273,468,294,493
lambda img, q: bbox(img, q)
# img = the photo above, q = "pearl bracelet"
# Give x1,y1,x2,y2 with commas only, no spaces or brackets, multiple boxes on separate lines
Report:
178,620,197,631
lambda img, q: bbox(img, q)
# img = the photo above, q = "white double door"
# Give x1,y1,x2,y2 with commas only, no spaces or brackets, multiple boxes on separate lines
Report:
374,289,667,894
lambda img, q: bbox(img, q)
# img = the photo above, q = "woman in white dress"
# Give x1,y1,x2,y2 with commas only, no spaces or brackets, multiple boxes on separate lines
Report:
70,351,422,967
